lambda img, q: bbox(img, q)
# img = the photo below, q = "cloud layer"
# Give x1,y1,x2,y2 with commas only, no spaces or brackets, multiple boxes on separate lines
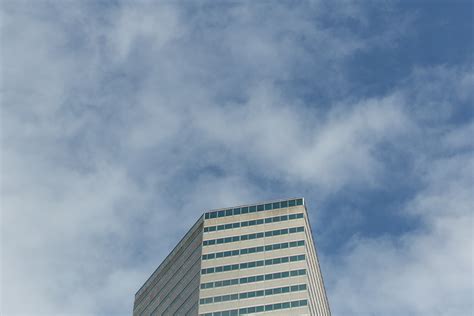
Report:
1,1,473,315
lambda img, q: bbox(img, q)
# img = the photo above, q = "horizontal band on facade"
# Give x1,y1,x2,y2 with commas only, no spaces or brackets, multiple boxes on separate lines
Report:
203,226,305,247
204,198,304,220
201,254,306,275
199,299,308,316
204,213,304,233
203,240,305,261
200,268,307,290
200,283,307,305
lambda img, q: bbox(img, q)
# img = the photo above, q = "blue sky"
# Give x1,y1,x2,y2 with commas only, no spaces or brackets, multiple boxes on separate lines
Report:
1,1,473,315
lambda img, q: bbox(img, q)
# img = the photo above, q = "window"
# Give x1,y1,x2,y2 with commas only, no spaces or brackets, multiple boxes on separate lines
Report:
273,202,280,209
265,203,272,210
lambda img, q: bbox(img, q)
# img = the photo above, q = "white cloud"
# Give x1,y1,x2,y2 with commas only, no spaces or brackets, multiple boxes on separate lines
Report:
1,1,472,316
326,151,474,316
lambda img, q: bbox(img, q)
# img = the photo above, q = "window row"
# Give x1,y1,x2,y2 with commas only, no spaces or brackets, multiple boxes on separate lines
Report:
202,226,305,246
200,283,307,305
204,199,304,220
202,240,305,261
200,268,307,290
201,254,306,275
204,213,304,233
200,299,308,316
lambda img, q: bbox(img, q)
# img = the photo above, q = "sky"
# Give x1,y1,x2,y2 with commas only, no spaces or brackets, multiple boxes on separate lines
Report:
1,0,473,315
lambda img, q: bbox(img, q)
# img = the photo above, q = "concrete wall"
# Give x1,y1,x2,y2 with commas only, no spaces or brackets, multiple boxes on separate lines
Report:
133,217,204,316
199,204,312,315
133,198,331,316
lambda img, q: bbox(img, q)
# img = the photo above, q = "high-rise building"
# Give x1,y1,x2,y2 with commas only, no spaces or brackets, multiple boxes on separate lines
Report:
133,198,331,316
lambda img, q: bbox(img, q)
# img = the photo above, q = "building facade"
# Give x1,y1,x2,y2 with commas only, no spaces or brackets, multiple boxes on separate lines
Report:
133,198,331,316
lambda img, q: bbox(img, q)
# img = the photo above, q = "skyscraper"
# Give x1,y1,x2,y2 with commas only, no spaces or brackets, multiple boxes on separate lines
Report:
133,198,331,316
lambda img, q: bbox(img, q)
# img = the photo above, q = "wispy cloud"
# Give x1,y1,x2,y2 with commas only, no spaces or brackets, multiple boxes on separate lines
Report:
1,1,472,315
